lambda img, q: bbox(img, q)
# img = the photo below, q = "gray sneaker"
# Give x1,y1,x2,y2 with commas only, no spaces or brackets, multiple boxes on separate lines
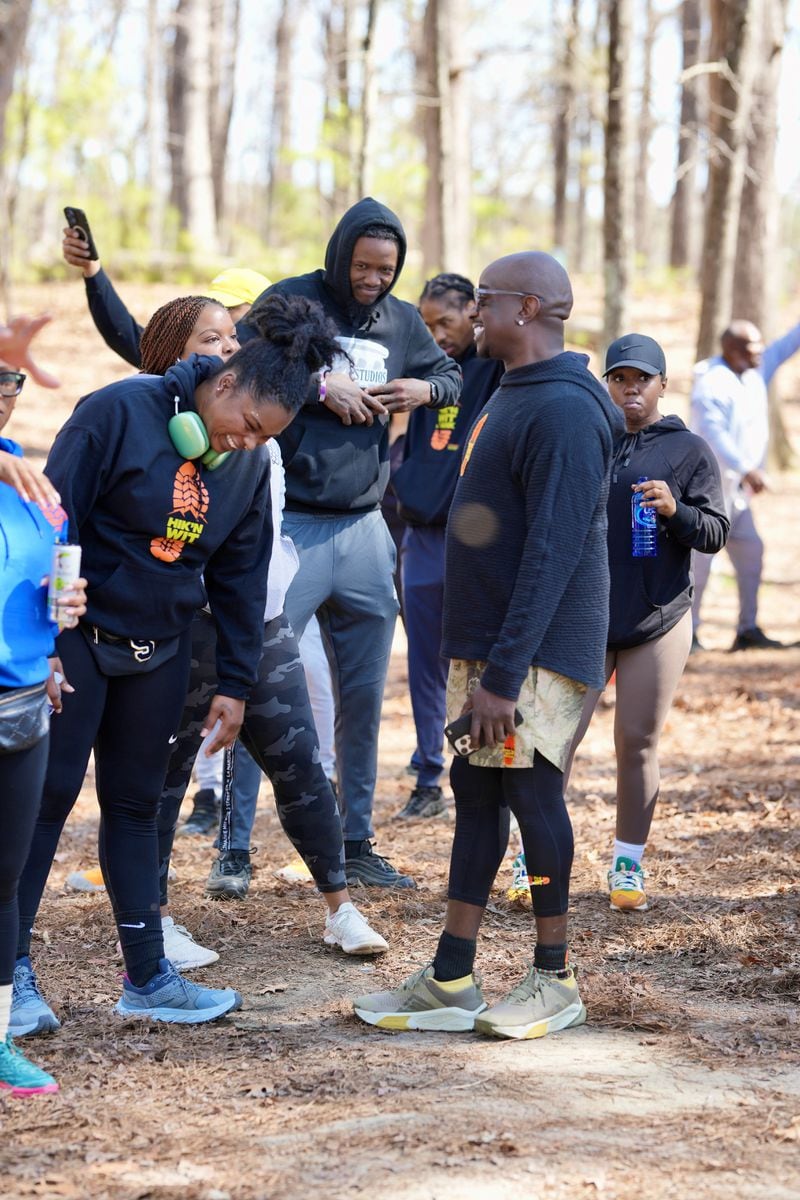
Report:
116,958,241,1024
475,964,586,1040
10,958,60,1038
205,850,252,900
395,785,446,820
353,964,486,1031
345,842,416,889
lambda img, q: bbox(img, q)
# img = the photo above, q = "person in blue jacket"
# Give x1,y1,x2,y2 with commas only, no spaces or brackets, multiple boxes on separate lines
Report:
392,273,503,820
241,197,462,889
568,335,729,913
0,320,86,1095
11,310,338,1034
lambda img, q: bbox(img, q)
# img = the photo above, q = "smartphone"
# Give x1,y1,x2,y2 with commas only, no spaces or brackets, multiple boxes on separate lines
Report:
64,206,99,260
444,708,523,758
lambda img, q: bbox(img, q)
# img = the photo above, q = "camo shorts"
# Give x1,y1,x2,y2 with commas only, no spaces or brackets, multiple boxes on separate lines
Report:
445,659,586,771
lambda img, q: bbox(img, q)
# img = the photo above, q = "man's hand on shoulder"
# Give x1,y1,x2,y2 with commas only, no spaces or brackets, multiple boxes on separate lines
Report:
322,371,387,426
364,377,433,414
463,683,518,751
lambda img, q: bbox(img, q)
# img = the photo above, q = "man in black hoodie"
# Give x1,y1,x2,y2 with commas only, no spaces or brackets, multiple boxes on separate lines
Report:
241,198,461,887
353,252,622,1037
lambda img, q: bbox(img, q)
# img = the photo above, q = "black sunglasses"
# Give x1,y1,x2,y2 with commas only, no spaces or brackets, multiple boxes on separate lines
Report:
0,371,26,398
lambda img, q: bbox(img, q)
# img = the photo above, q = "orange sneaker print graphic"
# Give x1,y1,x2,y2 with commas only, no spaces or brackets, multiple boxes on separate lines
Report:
150,462,210,562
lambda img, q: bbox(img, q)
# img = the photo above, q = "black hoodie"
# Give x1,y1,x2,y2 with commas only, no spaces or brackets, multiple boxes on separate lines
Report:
606,414,729,649
442,352,623,697
44,357,272,698
239,198,462,514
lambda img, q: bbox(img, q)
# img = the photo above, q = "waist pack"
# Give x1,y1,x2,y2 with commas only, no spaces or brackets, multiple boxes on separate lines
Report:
0,682,50,755
79,623,181,677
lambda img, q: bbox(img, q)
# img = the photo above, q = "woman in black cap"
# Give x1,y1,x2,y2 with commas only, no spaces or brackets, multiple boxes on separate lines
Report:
569,334,728,912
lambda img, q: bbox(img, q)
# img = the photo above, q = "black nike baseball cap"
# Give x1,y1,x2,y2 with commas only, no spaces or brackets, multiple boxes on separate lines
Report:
603,334,666,377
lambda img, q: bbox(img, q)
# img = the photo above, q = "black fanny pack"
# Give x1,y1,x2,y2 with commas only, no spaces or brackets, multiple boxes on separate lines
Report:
79,623,180,677
0,682,50,755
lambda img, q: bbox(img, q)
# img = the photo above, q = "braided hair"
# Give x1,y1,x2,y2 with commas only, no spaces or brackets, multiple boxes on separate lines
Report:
140,296,225,376
213,293,343,416
419,272,475,310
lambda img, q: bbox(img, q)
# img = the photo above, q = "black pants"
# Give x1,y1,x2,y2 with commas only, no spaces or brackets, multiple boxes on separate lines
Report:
17,626,192,983
0,734,49,985
157,610,346,903
447,752,573,918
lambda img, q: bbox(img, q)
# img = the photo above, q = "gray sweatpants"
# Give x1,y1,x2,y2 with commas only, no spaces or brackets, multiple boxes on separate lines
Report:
692,502,763,635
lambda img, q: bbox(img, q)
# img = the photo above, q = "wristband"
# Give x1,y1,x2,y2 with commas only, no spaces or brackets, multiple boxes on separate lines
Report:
318,370,330,403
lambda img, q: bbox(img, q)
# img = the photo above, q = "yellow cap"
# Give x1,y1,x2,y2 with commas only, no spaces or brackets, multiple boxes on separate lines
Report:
205,267,272,308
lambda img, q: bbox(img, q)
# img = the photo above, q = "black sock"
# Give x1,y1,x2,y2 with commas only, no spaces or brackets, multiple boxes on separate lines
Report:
118,914,165,987
534,942,568,974
344,839,367,859
433,931,477,981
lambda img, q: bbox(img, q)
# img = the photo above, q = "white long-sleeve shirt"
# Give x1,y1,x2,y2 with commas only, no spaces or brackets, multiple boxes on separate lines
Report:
690,322,800,511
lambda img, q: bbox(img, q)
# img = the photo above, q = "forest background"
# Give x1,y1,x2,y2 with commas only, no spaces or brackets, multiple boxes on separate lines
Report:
1,0,799,381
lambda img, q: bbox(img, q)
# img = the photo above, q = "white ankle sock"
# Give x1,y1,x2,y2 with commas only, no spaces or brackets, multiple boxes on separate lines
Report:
0,982,11,1040
612,839,646,870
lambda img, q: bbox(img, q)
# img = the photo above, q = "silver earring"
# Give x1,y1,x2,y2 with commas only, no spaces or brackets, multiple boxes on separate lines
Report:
516,319,525,326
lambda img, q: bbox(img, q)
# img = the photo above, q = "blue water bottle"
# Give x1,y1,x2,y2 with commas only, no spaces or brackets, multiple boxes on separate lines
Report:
631,477,657,557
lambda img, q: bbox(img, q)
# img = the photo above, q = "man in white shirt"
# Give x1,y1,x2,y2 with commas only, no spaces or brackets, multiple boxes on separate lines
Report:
690,318,800,650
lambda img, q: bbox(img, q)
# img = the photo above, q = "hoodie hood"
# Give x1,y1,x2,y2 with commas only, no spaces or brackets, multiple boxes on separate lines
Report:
501,351,625,441
611,413,688,481
322,197,407,328
162,354,221,411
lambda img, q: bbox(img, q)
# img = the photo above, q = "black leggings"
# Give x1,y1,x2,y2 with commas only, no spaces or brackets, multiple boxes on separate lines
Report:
0,734,49,985
157,610,346,903
447,752,573,918
17,626,192,985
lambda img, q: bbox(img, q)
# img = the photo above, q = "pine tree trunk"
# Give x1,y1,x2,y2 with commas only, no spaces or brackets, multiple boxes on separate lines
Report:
603,0,633,346
552,0,577,255
696,0,761,361
0,0,33,311
669,0,702,269
356,0,379,196
634,0,656,263
184,0,217,250
208,0,240,236
265,0,297,243
146,0,165,252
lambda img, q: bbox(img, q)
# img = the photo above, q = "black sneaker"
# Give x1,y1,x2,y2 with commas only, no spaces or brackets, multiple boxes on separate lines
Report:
178,788,220,837
730,626,784,651
344,842,416,890
205,850,252,900
395,785,446,820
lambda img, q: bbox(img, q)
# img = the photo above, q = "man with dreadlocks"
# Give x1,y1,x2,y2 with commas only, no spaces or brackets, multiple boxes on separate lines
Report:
240,198,462,889
390,274,503,820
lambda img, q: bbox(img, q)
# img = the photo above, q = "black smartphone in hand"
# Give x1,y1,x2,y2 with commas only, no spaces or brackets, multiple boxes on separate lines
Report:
444,708,523,757
64,207,99,260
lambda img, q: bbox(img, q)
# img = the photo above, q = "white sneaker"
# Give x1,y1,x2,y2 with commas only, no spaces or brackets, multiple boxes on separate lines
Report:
161,916,220,970
323,902,388,955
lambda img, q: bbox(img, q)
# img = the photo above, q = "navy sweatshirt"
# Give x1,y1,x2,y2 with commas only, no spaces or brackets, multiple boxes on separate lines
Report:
607,415,729,649
44,357,272,698
83,269,143,367
392,344,503,527
442,352,623,697
238,197,462,514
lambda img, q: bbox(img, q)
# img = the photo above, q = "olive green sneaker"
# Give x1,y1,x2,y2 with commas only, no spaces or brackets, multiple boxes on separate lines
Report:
475,965,586,1040
353,964,486,1032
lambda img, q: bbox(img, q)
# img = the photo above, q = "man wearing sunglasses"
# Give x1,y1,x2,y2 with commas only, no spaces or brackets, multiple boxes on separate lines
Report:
353,251,623,1039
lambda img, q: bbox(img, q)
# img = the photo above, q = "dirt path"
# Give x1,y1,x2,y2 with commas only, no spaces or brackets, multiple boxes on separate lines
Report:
1,284,798,1200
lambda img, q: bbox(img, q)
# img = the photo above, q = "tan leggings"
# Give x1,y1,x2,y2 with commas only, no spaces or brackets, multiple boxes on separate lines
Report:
566,610,693,845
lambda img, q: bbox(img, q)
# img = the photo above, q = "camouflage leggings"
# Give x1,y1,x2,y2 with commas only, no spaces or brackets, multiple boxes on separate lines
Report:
157,610,346,902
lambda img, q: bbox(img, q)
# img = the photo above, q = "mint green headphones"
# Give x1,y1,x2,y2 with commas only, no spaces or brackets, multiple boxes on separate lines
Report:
168,405,230,470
